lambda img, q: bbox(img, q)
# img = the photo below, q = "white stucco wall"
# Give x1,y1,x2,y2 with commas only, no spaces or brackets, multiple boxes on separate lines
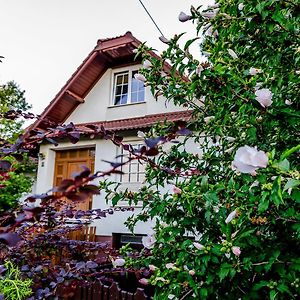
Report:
65,64,185,125
36,137,156,236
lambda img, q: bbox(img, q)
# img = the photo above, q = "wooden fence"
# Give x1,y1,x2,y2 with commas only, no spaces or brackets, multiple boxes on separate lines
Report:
57,280,151,300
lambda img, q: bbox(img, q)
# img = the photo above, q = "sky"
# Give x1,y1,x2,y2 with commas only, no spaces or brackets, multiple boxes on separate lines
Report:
0,0,211,115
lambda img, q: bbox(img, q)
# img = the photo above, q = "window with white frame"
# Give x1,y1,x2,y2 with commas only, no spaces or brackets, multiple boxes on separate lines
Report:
113,70,145,105
119,143,146,183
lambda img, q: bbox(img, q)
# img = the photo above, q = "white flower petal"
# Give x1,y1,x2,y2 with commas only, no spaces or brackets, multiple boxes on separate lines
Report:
285,99,292,105
134,73,146,82
238,3,244,10
232,146,268,174
255,88,273,108
159,36,170,44
142,234,156,249
225,210,237,224
178,11,191,22
228,49,238,59
143,59,152,69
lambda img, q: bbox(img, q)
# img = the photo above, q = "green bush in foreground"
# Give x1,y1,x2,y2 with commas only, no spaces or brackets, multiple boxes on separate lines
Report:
108,0,299,299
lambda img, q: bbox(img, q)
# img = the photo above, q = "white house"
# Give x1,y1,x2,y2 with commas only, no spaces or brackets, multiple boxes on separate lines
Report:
30,32,191,245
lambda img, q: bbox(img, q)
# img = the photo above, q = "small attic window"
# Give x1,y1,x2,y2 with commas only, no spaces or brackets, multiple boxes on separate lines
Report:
113,70,145,105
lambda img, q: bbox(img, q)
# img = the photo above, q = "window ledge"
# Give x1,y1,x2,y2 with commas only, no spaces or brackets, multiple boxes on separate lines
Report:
107,101,146,108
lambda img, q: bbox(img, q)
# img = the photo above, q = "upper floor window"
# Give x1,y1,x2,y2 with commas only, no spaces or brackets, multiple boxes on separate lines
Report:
113,70,145,106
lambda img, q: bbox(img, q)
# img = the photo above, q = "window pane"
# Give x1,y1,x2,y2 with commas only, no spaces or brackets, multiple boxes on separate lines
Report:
114,72,129,105
131,92,138,103
122,84,128,95
131,71,145,103
115,85,122,96
114,95,121,105
120,94,128,104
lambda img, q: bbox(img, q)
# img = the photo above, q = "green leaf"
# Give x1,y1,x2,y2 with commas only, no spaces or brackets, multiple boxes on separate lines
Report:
269,290,278,300
199,287,208,298
270,176,283,207
218,263,233,281
258,191,270,212
273,159,290,172
184,37,199,51
280,144,300,160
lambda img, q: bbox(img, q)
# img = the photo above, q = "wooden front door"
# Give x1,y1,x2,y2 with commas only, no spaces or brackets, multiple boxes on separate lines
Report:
54,148,95,210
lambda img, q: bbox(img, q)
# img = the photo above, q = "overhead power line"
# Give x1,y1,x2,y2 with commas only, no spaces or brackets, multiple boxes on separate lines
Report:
137,0,164,37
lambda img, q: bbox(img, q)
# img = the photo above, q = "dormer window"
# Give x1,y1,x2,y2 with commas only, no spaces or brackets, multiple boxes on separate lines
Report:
113,70,145,105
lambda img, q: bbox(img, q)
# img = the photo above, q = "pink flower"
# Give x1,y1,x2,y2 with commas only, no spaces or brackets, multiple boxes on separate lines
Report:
225,210,237,224
193,242,205,250
232,246,241,256
189,270,195,276
139,278,149,285
232,146,268,175
178,11,192,22
142,234,156,249
134,73,146,82
173,186,182,194
255,88,273,108
149,264,156,271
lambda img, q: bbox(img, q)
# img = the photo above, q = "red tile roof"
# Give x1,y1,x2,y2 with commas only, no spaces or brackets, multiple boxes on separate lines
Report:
77,110,192,132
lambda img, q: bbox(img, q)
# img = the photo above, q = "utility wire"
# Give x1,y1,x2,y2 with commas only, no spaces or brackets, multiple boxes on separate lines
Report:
137,0,165,37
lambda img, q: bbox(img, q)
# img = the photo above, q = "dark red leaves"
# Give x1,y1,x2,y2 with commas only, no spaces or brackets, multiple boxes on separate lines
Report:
0,160,11,172
0,232,21,246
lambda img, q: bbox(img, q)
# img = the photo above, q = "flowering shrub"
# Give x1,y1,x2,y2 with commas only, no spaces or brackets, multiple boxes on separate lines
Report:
115,0,299,299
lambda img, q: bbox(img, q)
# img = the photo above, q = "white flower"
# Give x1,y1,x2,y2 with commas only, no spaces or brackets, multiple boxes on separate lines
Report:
249,180,259,189
232,146,268,175
142,234,156,249
133,49,138,54
193,242,205,250
178,11,192,22
112,258,125,267
189,270,195,276
228,49,238,59
137,130,145,138
295,70,300,75
168,294,176,300
255,88,273,108
238,3,245,10
232,246,241,256
285,99,293,105
159,36,170,44
204,116,215,123
226,136,236,142
143,60,152,69
196,63,204,75
249,67,262,75
200,8,219,19
166,263,175,269
225,253,231,259
225,210,237,223
134,73,146,82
